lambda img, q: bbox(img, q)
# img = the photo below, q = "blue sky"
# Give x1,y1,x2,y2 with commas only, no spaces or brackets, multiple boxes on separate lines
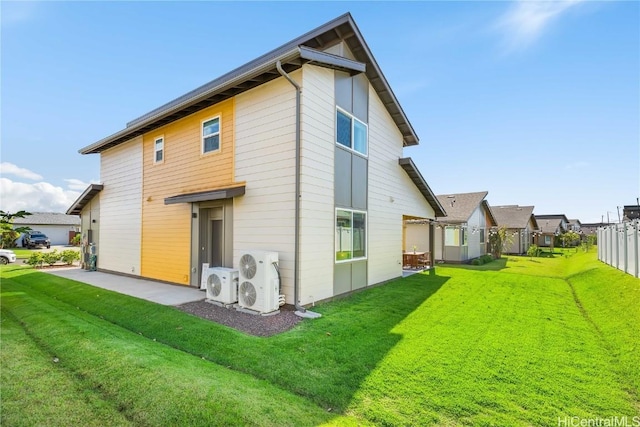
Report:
1,1,638,223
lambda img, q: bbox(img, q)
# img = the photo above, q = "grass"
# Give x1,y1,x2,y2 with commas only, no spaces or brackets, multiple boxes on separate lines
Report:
4,247,32,259
1,248,638,426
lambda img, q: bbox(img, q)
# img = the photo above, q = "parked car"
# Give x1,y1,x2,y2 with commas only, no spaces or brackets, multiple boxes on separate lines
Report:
24,232,51,249
0,249,17,264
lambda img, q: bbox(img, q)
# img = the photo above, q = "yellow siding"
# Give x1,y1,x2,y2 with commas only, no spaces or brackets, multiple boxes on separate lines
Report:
141,99,238,284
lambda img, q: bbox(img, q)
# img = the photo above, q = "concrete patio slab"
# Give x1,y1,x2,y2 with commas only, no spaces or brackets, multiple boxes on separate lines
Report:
45,268,205,306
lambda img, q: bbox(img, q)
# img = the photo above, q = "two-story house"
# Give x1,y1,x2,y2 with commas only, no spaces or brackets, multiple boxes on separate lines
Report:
67,13,445,309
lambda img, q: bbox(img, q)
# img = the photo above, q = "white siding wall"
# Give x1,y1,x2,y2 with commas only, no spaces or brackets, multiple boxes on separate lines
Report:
298,65,335,304
368,86,436,285
234,73,297,302
99,137,142,274
467,206,485,259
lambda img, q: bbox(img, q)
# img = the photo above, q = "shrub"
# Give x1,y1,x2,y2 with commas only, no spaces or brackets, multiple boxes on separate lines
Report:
71,234,82,246
42,250,61,266
471,259,482,265
27,252,44,268
527,244,541,258
480,254,493,264
61,250,80,265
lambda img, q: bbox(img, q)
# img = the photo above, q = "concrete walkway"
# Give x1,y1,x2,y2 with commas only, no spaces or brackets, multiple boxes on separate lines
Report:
45,268,205,306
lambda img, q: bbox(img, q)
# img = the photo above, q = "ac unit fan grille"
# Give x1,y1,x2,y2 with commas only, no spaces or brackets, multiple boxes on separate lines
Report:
239,281,257,307
208,274,222,297
239,254,257,279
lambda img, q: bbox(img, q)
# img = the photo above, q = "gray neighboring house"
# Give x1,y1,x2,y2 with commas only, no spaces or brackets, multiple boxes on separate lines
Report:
14,212,81,246
491,205,538,255
432,191,497,263
534,214,569,247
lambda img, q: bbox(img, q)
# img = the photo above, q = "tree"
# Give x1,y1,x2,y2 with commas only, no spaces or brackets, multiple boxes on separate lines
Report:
560,230,580,248
0,210,32,248
488,226,514,259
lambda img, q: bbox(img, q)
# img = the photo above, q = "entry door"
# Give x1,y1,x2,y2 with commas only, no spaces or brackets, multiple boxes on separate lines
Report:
200,207,224,268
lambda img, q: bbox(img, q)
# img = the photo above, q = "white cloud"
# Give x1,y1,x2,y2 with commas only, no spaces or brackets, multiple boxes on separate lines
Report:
64,178,93,191
0,178,81,213
496,0,585,52
0,162,43,181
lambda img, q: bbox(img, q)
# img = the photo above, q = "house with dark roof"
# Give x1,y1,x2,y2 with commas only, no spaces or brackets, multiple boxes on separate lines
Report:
67,13,445,308
14,212,80,246
428,191,496,263
491,205,538,254
622,205,640,221
534,214,569,247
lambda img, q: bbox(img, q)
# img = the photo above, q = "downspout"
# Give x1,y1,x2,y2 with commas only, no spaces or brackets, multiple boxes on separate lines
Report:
276,60,321,319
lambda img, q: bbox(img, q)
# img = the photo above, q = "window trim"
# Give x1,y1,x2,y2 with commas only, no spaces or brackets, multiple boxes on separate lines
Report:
335,207,368,263
153,136,164,164
201,115,221,155
336,107,368,157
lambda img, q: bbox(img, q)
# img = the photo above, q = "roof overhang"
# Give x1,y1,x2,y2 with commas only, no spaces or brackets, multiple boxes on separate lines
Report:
66,184,104,215
399,157,446,217
164,185,245,205
482,201,498,226
80,13,418,155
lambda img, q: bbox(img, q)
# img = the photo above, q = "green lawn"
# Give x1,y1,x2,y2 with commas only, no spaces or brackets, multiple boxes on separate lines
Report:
1,249,638,426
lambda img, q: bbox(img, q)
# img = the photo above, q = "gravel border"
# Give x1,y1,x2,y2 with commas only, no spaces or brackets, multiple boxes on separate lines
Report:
175,300,302,337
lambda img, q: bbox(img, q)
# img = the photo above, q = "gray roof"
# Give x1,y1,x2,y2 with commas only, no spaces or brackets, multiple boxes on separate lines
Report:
537,217,563,234
14,212,80,226
435,191,496,225
492,205,537,229
535,214,569,222
80,13,419,154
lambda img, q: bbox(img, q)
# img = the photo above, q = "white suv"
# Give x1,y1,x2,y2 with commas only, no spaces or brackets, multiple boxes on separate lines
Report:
0,249,17,265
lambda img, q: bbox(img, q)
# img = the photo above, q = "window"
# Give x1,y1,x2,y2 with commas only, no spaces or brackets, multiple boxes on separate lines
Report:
335,209,367,261
544,235,551,245
202,117,220,153
461,227,468,246
336,108,367,156
445,226,459,246
154,137,164,164
479,229,485,244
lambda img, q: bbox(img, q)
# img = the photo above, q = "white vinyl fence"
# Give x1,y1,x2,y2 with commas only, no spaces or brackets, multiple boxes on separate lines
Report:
597,220,640,278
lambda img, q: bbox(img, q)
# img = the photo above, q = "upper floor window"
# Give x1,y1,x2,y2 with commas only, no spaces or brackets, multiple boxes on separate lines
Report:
202,116,220,154
336,108,367,156
154,136,164,164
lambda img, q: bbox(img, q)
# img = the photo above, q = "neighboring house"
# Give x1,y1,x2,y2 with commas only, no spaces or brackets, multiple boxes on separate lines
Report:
491,205,538,255
580,223,607,237
567,219,582,232
534,214,569,247
67,13,444,307
430,191,497,263
14,212,80,246
622,205,640,221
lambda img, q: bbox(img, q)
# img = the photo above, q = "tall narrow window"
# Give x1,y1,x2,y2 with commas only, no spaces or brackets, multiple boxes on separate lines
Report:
336,209,367,262
202,117,220,153
336,108,367,156
154,137,164,164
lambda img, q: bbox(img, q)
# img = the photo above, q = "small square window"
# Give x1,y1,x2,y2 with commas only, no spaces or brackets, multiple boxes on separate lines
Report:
154,137,164,164
202,117,220,153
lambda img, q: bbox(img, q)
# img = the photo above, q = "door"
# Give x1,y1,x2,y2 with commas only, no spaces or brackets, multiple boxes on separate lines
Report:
199,207,224,269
